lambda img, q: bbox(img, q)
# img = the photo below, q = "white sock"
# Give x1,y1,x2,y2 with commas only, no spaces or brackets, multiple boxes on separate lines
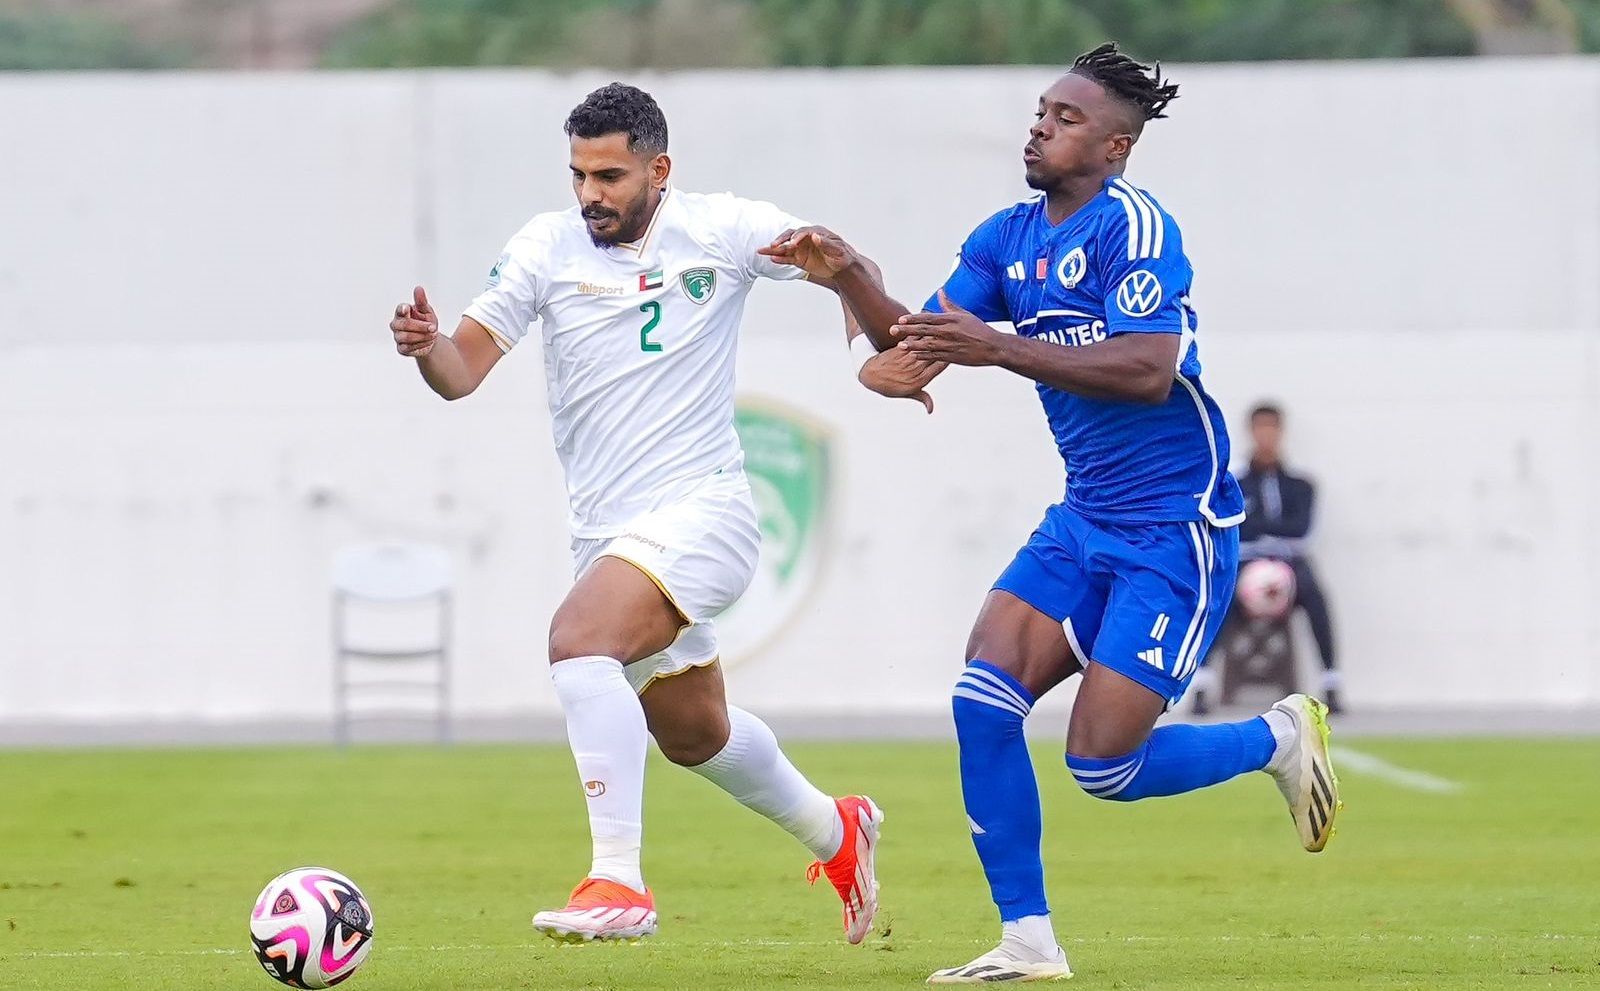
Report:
1001,915,1060,960
1263,707,1297,773
1321,669,1342,691
687,705,844,861
550,656,648,891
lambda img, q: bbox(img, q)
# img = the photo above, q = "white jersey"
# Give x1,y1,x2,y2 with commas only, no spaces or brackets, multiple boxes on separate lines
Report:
464,187,807,538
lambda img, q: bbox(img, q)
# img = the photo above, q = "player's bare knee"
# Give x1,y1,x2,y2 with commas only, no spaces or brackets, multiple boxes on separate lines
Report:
655,735,723,768
962,637,1052,695
1065,728,1122,761
1065,710,1135,762
548,617,610,665
964,592,1080,698
547,621,577,664
652,716,729,767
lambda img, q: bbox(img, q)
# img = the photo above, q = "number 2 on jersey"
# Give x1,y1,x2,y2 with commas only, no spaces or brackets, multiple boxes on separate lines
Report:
638,301,663,353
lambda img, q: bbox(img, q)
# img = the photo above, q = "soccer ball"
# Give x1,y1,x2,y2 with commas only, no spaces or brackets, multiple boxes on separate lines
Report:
249,867,374,988
1235,558,1297,621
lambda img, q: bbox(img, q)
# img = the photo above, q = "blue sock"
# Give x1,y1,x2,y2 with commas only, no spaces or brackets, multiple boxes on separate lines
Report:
951,660,1047,920
1065,717,1277,802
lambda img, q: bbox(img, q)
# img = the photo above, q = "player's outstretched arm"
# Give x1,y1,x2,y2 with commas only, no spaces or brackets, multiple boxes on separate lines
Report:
388,286,504,401
995,331,1178,405
896,291,1177,405
759,227,907,352
837,259,945,412
839,256,945,411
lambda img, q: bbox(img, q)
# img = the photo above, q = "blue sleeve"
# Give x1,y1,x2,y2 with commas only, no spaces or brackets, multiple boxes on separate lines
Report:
922,215,1009,320
1095,207,1190,337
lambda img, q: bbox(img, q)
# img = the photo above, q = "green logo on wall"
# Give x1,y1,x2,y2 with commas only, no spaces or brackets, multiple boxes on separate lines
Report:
680,267,717,305
719,399,833,662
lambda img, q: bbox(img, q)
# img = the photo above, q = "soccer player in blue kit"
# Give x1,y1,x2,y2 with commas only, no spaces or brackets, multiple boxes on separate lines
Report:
762,44,1342,983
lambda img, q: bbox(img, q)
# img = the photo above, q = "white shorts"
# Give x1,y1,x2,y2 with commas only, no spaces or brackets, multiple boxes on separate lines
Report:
572,470,761,694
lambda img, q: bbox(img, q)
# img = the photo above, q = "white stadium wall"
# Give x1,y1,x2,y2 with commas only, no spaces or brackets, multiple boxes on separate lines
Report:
1,61,1597,727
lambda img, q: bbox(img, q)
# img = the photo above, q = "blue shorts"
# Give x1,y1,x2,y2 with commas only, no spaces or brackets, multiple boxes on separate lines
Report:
994,503,1239,707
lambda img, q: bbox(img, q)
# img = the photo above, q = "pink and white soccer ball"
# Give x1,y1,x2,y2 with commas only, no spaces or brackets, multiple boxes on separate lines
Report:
1235,559,1297,621
250,867,374,988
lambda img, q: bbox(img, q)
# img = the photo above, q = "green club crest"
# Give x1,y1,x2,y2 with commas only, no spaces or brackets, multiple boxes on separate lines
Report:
680,267,717,305
717,399,834,665
484,252,508,290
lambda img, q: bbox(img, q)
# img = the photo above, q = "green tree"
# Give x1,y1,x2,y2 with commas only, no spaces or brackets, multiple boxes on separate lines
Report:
323,0,607,68
1575,0,1600,50
759,0,1105,67
0,11,184,70
1083,0,1476,62
767,0,854,66
324,0,1489,68
1005,0,1108,66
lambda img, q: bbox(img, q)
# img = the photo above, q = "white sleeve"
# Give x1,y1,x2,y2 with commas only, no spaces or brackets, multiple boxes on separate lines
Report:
732,197,811,284
462,229,546,353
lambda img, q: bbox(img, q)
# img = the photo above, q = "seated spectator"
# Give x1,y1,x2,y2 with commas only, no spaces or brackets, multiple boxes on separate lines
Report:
1234,402,1342,713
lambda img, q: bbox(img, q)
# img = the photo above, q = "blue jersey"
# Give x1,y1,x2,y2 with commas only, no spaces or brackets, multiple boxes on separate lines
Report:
926,176,1245,527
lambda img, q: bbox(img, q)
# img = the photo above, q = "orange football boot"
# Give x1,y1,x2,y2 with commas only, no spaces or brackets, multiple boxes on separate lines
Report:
532,877,658,943
807,795,884,944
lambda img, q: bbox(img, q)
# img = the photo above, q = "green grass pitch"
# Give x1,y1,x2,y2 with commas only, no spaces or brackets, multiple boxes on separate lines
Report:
2,738,1596,989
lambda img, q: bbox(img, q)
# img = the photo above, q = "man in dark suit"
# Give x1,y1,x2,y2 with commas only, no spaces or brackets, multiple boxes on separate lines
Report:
1232,402,1341,712
1193,403,1342,714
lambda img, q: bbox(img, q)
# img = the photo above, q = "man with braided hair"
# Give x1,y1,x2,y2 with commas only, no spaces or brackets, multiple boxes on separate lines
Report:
762,44,1342,982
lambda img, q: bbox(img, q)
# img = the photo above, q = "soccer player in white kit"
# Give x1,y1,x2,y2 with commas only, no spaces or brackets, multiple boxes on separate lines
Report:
386,83,891,945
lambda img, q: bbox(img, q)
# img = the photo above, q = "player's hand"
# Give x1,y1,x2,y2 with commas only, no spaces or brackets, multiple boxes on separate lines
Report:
858,346,945,414
390,286,438,357
758,226,856,280
893,290,1010,368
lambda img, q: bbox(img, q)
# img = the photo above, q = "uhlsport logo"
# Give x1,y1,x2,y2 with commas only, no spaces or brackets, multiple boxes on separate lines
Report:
680,267,717,304
717,399,833,664
1056,246,1087,289
1116,270,1163,317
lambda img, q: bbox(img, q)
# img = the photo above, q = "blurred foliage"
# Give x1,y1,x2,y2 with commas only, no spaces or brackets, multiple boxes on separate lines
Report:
0,11,186,69
325,0,1493,69
323,0,604,68
6,0,1599,70
1079,0,1476,61
324,0,768,70
1578,0,1600,49
753,0,1109,66
758,0,1476,66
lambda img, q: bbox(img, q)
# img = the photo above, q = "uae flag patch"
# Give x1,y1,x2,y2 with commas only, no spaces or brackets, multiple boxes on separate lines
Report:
639,268,664,291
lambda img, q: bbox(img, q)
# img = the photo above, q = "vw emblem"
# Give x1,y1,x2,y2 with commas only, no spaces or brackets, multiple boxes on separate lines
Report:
1116,270,1163,317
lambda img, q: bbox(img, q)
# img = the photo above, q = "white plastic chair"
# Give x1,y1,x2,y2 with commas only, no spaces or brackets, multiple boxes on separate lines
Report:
330,542,454,746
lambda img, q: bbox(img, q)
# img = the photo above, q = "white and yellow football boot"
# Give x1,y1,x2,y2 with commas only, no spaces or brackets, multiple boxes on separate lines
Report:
1267,693,1342,852
928,938,1072,984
